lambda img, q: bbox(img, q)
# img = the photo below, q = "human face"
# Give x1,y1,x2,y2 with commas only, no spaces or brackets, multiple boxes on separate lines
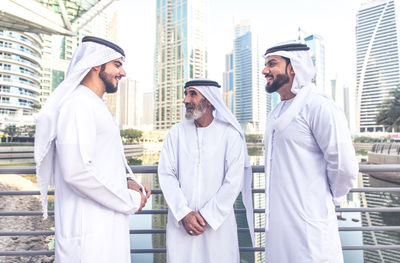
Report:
99,58,126,93
183,88,208,120
262,55,291,94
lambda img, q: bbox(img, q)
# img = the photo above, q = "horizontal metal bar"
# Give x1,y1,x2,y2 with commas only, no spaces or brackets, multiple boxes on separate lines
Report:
0,250,54,256
131,248,165,254
129,247,266,254
4,245,399,257
2,187,400,196
342,245,400,251
0,228,266,237
336,207,400,212
0,190,163,195
0,231,54,236
0,190,55,195
3,207,400,217
349,187,400,193
338,226,400,231
2,164,400,174
0,211,54,216
3,226,400,238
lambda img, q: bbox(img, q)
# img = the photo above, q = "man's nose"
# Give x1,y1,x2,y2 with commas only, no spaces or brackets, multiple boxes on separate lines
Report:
120,67,127,77
262,66,269,75
183,94,190,104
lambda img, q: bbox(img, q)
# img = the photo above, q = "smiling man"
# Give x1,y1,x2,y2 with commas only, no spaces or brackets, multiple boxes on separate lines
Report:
158,79,254,263
34,36,150,262
262,42,359,263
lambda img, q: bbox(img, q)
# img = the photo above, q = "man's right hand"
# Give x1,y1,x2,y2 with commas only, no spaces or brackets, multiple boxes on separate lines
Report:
127,180,149,213
181,211,207,236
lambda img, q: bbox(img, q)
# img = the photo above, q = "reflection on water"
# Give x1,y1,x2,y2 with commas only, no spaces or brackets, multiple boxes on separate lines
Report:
129,148,258,263
359,173,400,262
6,145,400,261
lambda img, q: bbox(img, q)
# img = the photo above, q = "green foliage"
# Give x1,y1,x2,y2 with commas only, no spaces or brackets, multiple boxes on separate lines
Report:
245,134,263,142
376,86,400,131
20,125,35,137
127,157,142,165
353,136,393,143
2,124,18,142
120,129,143,143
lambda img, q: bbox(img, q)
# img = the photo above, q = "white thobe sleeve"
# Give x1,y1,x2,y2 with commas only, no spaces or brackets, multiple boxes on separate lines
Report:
158,129,192,223
199,131,245,230
56,102,141,215
311,101,359,204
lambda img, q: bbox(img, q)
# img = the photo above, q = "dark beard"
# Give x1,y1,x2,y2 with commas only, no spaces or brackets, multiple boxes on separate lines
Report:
99,67,118,94
265,73,290,93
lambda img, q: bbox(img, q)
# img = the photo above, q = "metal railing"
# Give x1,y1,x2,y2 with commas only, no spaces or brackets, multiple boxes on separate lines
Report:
1,164,400,258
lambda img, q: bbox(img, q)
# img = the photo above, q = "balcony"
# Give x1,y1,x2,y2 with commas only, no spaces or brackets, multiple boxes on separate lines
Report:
0,165,400,262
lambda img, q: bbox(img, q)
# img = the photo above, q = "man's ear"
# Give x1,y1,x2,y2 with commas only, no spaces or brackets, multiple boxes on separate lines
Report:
288,63,295,76
92,65,102,72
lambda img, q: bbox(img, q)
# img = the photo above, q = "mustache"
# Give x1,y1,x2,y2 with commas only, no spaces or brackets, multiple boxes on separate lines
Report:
264,74,273,78
185,103,195,110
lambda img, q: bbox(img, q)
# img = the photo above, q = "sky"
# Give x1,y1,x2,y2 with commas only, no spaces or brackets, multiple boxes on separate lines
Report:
115,0,365,93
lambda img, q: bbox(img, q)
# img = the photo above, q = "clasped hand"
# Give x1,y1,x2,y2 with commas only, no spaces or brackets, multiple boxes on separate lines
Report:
182,211,207,236
127,180,151,213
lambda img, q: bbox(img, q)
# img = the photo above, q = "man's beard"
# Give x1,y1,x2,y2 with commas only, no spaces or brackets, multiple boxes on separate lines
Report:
99,66,118,94
185,98,207,120
265,73,290,93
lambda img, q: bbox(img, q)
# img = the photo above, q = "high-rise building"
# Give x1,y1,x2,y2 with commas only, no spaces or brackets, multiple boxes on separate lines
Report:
331,77,351,127
298,28,326,94
222,51,235,114
41,10,114,104
356,0,400,132
117,78,142,130
234,20,267,134
0,0,117,132
304,34,326,93
0,30,41,130
142,92,154,130
154,0,208,130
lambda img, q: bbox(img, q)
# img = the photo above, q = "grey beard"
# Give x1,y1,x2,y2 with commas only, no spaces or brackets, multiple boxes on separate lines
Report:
185,107,206,120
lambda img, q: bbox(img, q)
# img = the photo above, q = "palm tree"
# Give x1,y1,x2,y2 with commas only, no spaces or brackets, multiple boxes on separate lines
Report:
376,86,400,132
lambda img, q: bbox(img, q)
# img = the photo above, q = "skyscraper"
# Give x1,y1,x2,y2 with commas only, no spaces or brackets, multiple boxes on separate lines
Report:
222,51,235,114
117,78,142,130
356,0,400,132
304,34,326,93
0,30,41,130
298,28,326,94
142,92,154,130
234,20,267,134
154,0,208,130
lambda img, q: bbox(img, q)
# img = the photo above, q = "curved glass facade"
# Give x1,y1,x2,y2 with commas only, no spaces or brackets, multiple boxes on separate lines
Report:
0,29,41,129
356,0,400,132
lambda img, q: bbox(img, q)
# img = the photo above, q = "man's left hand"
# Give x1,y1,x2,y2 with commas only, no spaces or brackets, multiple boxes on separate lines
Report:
127,180,151,213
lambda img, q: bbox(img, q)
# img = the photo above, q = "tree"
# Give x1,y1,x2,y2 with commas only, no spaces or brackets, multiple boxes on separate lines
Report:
20,125,36,138
120,129,143,144
376,86,400,132
3,124,19,142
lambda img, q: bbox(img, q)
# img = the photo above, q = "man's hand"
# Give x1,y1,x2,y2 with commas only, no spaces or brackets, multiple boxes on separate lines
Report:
127,179,151,213
181,211,208,236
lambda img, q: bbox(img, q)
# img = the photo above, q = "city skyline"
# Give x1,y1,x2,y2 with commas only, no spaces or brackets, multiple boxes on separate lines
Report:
118,0,363,94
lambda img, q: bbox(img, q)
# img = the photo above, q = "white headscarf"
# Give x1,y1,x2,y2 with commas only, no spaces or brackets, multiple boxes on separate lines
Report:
185,81,255,246
34,39,124,218
265,48,316,94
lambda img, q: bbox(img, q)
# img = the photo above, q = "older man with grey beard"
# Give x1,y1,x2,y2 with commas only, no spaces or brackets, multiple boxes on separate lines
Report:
158,79,254,263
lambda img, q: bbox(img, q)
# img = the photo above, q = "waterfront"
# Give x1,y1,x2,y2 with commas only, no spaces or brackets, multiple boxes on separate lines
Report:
1,146,400,262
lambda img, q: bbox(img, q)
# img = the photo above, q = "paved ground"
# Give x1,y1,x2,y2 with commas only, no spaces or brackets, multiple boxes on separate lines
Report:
0,174,54,263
